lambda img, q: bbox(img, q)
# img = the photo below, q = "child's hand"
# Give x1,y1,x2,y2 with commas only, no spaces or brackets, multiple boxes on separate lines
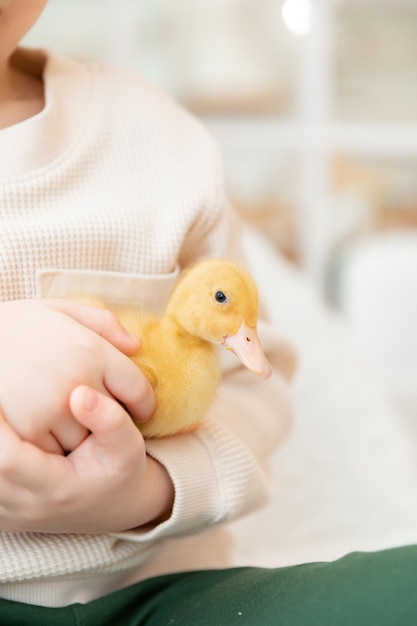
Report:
0,386,174,533
0,299,155,453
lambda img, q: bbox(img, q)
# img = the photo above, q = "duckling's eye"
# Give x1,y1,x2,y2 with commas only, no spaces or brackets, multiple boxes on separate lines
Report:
214,290,228,304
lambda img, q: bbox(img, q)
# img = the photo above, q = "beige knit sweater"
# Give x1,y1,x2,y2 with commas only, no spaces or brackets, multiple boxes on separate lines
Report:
0,48,293,607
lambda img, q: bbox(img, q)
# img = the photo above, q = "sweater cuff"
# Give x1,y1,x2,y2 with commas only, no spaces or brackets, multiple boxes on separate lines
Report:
115,419,268,544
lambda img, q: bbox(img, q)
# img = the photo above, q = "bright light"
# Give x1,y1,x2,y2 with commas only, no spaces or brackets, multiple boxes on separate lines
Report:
282,0,313,35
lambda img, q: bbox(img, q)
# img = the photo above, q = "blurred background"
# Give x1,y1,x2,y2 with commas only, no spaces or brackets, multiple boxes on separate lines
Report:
23,0,417,418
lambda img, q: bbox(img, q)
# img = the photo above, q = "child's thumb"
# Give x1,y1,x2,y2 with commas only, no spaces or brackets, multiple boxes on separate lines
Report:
69,385,142,450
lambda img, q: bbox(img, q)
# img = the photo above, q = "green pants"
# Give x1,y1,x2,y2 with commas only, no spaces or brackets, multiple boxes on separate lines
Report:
2,546,417,625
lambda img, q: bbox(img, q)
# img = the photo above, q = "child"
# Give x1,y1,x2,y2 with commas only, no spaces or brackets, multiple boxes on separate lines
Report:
0,0,294,609
1,2,416,624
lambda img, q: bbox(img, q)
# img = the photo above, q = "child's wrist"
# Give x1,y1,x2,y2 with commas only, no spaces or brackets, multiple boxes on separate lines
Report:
141,455,175,527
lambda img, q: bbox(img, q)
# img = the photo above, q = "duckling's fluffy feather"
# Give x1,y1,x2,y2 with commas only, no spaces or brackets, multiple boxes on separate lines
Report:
111,305,221,438
74,259,268,438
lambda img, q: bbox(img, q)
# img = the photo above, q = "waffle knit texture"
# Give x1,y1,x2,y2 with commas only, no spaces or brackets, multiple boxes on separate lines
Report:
0,48,294,606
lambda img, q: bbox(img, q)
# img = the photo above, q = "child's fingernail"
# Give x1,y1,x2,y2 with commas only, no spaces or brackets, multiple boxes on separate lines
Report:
79,386,99,411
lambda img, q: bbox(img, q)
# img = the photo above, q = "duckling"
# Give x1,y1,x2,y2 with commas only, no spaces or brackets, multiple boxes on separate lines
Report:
81,259,271,438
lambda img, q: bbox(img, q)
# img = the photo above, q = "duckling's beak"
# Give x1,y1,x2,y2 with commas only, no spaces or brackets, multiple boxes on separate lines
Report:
222,322,272,380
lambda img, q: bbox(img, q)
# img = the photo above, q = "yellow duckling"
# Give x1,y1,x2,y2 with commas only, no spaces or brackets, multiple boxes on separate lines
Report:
84,259,271,438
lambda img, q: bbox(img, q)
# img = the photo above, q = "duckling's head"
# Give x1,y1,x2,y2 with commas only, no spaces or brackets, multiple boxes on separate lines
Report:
165,259,272,379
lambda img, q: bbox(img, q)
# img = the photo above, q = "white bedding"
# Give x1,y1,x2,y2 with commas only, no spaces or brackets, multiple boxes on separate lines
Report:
233,228,417,566
138,228,417,578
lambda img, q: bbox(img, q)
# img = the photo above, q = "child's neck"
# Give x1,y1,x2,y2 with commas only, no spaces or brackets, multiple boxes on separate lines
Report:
0,57,44,129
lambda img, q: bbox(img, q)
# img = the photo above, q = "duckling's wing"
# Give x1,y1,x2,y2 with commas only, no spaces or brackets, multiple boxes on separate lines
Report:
138,362,158,389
